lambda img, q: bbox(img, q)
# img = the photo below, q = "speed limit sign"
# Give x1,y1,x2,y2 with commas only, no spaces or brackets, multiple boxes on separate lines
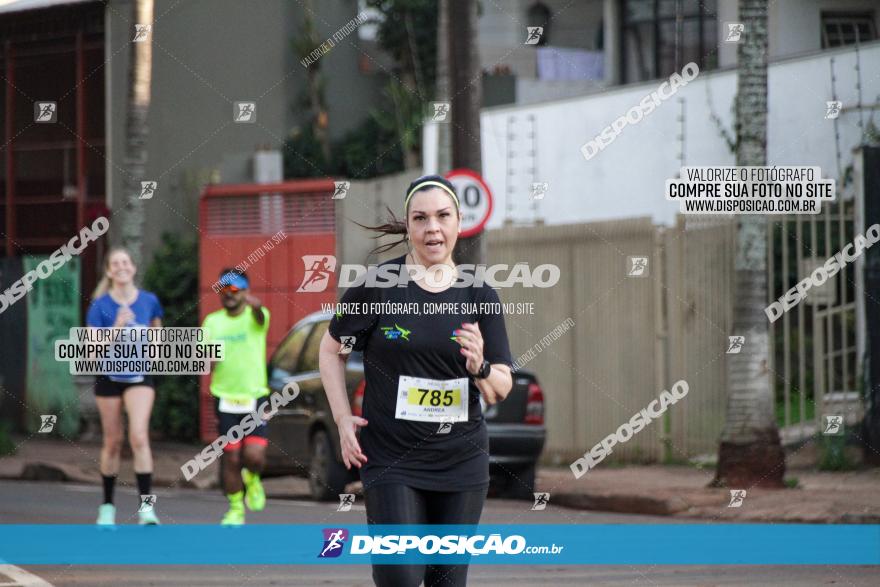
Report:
445,168,493,238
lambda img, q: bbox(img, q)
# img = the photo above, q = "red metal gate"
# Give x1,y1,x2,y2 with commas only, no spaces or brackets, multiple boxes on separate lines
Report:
198,179,337,441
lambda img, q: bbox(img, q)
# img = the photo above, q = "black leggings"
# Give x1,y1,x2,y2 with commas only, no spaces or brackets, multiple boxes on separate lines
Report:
364,484,488,587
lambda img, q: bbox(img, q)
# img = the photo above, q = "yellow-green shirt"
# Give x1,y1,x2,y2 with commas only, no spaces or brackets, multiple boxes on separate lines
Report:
202,307,270,399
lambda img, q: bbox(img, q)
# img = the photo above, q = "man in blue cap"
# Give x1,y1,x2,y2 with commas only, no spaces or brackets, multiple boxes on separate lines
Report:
202,268,270,525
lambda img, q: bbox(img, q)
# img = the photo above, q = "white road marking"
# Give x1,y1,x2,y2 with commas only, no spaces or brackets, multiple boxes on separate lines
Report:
0,565,55,586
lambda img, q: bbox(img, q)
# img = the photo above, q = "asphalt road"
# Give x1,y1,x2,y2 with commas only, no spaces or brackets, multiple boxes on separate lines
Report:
1,480,877,586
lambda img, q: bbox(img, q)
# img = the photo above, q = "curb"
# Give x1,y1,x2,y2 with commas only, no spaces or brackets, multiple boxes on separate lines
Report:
4,459,874,524
552,492,692,516
21,461,100,485
5,459,221,490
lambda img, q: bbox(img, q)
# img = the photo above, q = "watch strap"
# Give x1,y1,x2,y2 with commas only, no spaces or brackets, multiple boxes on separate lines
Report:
475,360,491,379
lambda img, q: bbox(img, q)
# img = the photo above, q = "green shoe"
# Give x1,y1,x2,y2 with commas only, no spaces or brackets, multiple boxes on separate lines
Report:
242,468,266,512
221,491,245,526
221,505,245,526
138,508,160,525
96,503,116,525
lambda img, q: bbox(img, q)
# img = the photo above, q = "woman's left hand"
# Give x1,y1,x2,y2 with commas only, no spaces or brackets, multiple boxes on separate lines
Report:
454,322,484,375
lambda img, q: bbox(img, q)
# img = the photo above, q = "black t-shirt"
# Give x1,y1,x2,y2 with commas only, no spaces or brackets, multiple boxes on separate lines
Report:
328,255,513,491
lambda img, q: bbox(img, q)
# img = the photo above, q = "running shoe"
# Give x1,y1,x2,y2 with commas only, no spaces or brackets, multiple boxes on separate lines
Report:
96,503,116,525
221,504,245,526
221,491,246,526
138,508,160,525
242,468,266,512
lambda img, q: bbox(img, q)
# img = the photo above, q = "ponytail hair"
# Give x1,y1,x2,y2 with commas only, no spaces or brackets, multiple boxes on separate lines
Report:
91,246,136,300
354,205,408,256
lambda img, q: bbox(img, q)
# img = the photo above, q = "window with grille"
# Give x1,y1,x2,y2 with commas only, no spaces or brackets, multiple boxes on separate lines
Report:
822,12,877,48
621,0,718,84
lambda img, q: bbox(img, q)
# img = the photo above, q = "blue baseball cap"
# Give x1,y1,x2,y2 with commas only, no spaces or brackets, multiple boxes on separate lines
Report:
218,271,249,290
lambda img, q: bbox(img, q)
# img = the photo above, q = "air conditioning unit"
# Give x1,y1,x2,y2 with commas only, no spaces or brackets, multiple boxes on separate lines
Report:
253,149,283,184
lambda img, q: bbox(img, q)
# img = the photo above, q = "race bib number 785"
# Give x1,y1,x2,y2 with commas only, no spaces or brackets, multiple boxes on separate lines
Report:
395,376,468,423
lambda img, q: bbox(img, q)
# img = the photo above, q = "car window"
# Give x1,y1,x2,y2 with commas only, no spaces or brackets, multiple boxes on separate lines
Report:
298,320,329,372
270,323,312,377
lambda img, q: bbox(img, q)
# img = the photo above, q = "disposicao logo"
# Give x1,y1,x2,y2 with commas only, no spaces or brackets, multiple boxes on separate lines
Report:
298,255,337,293
319,528,348,558
382,324,411,341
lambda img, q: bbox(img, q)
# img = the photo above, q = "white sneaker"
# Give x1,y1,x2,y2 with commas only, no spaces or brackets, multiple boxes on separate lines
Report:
96,503,116,525
138,508,160,525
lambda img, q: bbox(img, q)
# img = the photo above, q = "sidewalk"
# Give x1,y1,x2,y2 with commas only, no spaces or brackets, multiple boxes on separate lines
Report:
538,466,880,523
2,437,878,523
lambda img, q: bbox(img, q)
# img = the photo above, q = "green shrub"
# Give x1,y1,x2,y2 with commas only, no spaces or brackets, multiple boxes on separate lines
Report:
332,116,405,179
818,433,856,471
143,232,200,442
283,116,405,181
282,124,331,179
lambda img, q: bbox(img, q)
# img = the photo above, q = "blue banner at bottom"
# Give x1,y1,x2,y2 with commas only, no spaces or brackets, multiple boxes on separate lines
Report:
0,525,877,565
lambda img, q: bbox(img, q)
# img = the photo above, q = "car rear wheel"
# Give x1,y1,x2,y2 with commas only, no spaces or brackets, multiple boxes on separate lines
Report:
309,429,349,501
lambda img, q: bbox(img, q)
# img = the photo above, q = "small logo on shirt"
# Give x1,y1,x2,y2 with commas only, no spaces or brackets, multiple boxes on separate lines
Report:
215,332,247,343
381,324,411,341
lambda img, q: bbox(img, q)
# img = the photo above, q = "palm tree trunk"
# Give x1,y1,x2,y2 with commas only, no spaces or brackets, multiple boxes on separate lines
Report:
714,0,785,488
302,0,331,165
120,0,154,268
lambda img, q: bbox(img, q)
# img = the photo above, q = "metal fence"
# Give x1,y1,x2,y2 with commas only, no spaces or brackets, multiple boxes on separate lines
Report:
768,198,863,445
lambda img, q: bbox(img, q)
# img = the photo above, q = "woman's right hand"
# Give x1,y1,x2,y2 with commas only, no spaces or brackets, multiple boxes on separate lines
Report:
336,415,368,470
113,306,135,327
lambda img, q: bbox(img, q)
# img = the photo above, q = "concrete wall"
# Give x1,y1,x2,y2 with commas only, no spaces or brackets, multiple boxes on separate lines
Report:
106,0,385,267
335,169,416,269
479,41,880,229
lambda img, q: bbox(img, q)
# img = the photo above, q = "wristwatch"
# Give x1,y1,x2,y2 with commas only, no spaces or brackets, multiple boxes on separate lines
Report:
473,360,491,379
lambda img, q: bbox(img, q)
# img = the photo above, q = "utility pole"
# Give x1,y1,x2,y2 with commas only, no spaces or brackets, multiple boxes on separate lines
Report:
436,0,451,174
446,0,484,265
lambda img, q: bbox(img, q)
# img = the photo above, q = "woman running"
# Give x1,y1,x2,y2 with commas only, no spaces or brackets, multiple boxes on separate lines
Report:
318,175,514,586
86,247,163,525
